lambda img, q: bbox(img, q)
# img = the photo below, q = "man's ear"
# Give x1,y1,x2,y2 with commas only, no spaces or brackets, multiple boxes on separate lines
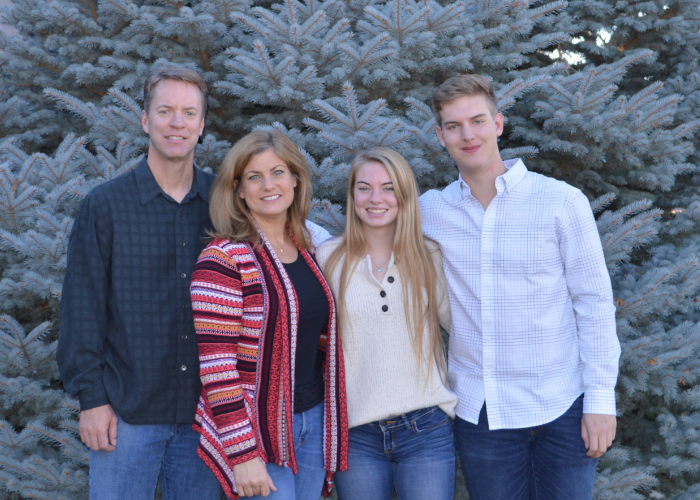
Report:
141,109,149,134
435,125,446,147
495,113,505,137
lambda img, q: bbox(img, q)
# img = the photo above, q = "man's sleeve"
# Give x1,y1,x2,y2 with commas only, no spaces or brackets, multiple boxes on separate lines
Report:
57,193,112,411
559,189,621,416
306,220,333,248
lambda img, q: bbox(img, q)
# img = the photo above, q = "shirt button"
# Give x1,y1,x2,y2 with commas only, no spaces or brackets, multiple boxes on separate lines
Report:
182,335,188,340
182,304,188,309
387,276,394,283
181,273,187,278
181,365,187,371
180,241,186,247
380,291,386,298
381,305,388,312
178,212,183,218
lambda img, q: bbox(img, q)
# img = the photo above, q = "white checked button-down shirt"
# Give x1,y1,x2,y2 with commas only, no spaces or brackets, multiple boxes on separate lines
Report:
420,159,620,430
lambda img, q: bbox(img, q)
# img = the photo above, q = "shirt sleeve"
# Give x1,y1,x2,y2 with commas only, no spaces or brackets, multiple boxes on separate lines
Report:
306,220,333,248
559,190,621,415
192,245,261,466
56,193,112,411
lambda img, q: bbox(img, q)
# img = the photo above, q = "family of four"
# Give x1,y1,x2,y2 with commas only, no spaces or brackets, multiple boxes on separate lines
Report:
57,64,621,500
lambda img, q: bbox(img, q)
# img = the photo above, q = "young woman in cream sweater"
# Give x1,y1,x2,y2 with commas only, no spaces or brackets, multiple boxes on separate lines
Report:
316,147,457,500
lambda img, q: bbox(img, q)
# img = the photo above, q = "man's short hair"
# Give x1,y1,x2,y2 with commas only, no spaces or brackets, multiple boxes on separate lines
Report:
432,74,498,126
143,65,208,116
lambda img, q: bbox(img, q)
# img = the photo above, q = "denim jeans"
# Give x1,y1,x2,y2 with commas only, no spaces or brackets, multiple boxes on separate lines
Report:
234,401,326,500
334,406,456,500
455,395,598,500
89,413,222,500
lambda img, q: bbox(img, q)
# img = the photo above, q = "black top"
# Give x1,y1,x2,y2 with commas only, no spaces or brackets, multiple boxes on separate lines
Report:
283,254,329,414
56,156,214,425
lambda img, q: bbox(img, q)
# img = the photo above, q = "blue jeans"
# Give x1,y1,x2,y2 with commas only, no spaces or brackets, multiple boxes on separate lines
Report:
236,401,326,500
89,413,221,500
334,406,456,500
455,395,598,500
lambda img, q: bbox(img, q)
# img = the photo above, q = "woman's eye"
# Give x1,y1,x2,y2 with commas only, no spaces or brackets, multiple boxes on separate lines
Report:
248,175,259,181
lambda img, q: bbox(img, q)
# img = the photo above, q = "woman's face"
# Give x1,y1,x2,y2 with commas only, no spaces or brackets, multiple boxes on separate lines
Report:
353,161,399,232
238,149,297,225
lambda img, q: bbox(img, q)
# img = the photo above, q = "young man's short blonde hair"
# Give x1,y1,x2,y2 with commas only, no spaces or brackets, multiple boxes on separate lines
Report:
432,74,498,126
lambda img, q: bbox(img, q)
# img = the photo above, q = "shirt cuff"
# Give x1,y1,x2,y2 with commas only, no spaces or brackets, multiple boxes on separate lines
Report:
583,389,617,416
78,383,110,411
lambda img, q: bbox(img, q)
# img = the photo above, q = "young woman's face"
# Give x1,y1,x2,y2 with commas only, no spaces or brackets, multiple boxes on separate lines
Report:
238,149,297,224
353,161,399,232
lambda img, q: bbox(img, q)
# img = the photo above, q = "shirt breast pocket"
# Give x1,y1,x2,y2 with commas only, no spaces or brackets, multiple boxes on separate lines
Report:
495,223,556,276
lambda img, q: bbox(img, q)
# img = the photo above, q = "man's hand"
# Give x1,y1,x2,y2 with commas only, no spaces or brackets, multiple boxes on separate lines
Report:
581,413,616,458
79,404,118,452
233,458,277,497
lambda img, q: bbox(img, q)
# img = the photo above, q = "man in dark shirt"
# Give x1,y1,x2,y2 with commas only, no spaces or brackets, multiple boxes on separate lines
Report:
57,65,222,500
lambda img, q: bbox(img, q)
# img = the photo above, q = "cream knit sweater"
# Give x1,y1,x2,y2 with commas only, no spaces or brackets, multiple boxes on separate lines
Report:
316,237,457,428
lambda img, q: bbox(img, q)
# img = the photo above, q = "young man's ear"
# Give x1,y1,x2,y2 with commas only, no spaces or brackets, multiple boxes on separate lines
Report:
435,125,446,148
495,113,505,137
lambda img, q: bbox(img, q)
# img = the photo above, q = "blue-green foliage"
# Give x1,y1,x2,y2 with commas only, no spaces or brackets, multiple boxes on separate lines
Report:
0,0,699,498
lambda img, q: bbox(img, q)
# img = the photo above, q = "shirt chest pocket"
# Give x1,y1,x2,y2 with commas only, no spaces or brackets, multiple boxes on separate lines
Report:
491,223,558,276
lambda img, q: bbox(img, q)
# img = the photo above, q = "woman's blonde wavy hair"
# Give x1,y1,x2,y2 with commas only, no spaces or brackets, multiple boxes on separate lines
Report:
324,147,446,377
208,130,311,250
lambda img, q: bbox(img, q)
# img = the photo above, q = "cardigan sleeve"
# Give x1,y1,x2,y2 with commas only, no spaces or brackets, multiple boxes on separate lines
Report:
427,239,452,334
192,242,262,467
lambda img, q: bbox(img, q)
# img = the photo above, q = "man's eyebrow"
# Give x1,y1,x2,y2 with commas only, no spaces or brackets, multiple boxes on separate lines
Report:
442,113,487,125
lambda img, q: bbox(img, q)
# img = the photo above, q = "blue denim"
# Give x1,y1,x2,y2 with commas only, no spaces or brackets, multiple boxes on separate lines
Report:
334,406,456,500
89,413,222,500
454,395,598,500
237,401,326,500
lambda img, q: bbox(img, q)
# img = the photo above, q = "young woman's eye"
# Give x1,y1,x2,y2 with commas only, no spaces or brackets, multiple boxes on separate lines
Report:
384,186,394,191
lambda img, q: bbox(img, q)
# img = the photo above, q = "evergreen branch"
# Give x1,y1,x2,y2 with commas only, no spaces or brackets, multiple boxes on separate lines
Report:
108,89,143,127
590,193,616,214
626,81,664,114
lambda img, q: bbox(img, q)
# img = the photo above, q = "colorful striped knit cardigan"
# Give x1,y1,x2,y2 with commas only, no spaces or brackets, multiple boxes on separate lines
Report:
191,234,348,499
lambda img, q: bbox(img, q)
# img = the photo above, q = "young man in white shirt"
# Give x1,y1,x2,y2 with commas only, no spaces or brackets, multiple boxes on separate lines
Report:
419,74,621,499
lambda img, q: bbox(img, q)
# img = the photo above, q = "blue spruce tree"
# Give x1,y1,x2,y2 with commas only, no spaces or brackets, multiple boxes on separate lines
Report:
0,0,699,498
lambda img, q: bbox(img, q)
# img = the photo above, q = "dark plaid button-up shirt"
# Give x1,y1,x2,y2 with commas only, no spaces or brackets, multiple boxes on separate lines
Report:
57,157,214,424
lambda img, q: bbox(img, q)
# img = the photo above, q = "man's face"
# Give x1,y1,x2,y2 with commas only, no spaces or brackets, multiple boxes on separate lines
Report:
435,94,504,177
141,79,205,167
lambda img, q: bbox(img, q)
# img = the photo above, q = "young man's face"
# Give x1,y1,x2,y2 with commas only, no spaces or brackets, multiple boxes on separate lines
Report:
141,79,205,167
435,94,504,178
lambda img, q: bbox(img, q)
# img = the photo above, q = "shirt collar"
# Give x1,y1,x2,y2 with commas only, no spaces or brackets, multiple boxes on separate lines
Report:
135,156,209,205
458,158,528,197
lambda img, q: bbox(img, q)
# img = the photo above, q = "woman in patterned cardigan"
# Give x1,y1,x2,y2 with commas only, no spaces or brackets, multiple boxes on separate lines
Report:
191,130,348,499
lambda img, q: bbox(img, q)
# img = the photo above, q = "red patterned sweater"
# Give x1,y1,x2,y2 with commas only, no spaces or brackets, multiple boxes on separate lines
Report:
191,235,348,499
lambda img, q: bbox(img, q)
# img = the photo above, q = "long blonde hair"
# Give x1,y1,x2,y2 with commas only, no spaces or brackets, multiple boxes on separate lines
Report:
208,130,312,250
325,147,446,376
